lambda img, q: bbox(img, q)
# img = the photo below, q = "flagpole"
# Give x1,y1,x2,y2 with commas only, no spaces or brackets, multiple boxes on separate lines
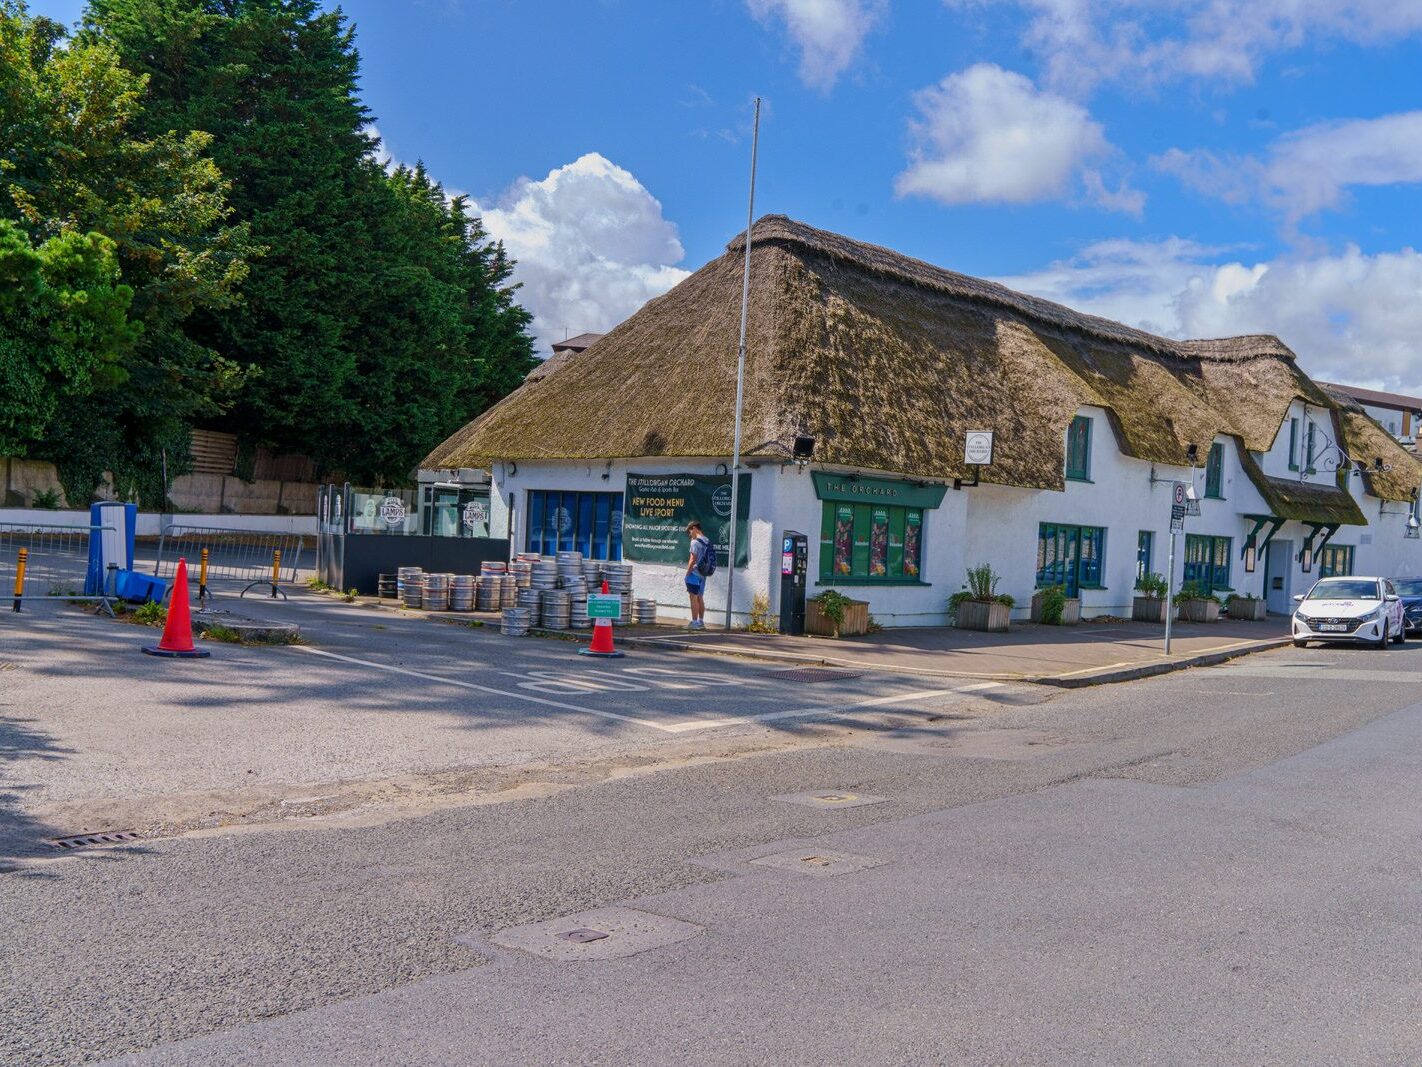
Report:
724,96,761,632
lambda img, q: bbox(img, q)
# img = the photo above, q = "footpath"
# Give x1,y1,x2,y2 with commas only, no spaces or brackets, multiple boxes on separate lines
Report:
621,617,1292,687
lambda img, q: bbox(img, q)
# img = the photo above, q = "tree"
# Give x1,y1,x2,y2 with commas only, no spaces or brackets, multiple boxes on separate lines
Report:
0,221,139,456
85,0,536,482
1,0,252,503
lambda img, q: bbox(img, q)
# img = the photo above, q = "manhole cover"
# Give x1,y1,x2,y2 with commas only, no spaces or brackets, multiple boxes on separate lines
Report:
750,848,889,877
484,906,703,962
772,790,889,810
50,830,140,851
763,668,866,683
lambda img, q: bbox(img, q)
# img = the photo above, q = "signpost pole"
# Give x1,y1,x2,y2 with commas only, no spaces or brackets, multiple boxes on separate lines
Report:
1164,528,1176,656
725,96,760,632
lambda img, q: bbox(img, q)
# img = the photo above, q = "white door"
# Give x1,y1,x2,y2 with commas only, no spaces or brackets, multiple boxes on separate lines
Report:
1266,539,1293,615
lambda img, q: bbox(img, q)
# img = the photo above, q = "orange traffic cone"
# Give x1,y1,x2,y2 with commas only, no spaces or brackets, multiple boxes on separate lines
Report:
142,557,211,658
579,579,625,658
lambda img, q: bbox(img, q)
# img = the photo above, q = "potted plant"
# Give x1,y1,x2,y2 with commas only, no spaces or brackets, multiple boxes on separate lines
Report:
806,590,870,638
1031,584,1080,625
1132,572,1171,623
1225,591,1268,621
949,564,1014,632
1177,580,1220,623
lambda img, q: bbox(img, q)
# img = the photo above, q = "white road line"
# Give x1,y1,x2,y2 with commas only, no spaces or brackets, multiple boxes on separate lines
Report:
660,682,1001,734
292,646,677,732
293,646,999,735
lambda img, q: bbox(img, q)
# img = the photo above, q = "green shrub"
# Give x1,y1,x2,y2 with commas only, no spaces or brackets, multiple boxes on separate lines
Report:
133,600,167,627
1038,584,1068,625
31,488,61,509
948,564,1014,619
810,589,853,627
202,625,243,643
1135,571,1168,599
1178,580,1208,601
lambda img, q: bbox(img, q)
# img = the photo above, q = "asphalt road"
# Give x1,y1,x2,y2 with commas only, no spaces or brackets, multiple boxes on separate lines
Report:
3,597,1421,1064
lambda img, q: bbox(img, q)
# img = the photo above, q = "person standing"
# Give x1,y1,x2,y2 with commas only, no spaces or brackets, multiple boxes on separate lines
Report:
685,520,713,629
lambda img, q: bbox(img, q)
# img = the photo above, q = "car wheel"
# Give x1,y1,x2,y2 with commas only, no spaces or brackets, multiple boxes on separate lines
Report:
1375,621,1389,649
1394,623,1406,645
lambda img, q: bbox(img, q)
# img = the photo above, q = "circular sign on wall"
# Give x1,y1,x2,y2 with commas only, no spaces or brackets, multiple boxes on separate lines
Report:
712,484,733,519
379,497,407,526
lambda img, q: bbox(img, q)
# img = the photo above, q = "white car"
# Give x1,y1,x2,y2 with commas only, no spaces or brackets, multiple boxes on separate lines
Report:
1292,576,1407,648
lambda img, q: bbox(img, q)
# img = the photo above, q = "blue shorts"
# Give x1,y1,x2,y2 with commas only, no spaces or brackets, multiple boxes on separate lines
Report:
685,573,705,595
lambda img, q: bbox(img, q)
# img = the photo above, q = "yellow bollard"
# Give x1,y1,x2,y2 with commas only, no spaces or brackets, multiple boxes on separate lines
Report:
199,547,210,605
270,549,281,599
11,546,26,613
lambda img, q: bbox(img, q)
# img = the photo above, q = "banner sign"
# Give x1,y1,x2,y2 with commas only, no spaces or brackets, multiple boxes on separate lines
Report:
811,471,947,509
623,473,751,567
587,593,621,619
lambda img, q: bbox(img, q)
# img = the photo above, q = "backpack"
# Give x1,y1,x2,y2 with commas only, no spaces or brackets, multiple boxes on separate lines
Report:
696,535,717,577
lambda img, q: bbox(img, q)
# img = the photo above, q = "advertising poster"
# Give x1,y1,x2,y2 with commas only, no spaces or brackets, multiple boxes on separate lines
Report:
623,473,751,566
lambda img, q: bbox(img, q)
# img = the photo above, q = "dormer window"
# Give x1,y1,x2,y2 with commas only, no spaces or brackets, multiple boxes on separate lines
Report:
1065,416,1092,482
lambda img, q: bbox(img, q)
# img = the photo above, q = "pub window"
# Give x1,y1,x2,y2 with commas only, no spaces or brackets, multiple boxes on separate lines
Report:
525,490,623,559
1204,442,1225,499
1318,544,1354,578
1136,530,1154,582
1036,523,1106,597
818,502,924,582
1183,534,1232,595
1065,416,1092,481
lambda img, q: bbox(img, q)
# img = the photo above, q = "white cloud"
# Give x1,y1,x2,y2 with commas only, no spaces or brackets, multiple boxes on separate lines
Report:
1156,111,1422,223
748,0,885,91
473,153,691,357
895,64,1142,213
997,239,1422,394
947,0,1422,94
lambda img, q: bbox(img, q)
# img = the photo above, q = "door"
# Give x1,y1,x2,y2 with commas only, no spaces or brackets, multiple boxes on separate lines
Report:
1266,539,1293,615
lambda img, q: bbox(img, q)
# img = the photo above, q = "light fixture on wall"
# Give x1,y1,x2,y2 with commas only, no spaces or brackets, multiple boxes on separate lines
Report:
1243,543,1258,573
1408,514,1421,540
1300,546,1313,572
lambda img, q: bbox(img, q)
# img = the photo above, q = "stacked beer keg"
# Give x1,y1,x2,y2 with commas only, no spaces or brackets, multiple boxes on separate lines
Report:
540,588,571,630
602,562,634,625
450,574,476,612
633,598,658,625
500,606,531,636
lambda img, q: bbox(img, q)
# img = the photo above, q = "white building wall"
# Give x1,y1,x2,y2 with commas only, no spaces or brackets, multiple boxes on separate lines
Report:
472,397,1422,629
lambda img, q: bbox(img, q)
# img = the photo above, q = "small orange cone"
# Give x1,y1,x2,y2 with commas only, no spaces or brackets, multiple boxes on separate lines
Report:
142,557,211,658
580,579,625,658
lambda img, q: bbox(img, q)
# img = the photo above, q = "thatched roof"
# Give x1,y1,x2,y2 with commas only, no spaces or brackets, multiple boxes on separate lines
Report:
1337,408,1422,503
425,216,1387,521
1236,448,1366,526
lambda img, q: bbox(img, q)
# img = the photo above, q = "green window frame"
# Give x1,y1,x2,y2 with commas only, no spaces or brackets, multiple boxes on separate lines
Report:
818,501,925,584
1305,421,1317,474
1317,544,1354,578
1136,530,1154,583
1204,442,1225,499
1287,418,1299,471
1065,416,1092,481
1183,534,1232,595
1036,523,1106,597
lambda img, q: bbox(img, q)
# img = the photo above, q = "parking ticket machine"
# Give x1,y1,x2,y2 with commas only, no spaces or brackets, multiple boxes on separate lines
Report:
779,530,808,635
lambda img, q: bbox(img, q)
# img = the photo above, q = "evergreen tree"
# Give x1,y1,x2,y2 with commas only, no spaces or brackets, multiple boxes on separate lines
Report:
85,0,536,483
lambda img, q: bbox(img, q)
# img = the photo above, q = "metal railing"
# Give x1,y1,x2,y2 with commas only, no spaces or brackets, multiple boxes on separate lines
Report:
153,525,310,600
1,523,115,612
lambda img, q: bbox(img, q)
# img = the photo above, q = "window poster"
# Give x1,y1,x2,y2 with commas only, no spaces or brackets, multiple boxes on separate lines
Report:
833,505,854,575
903,510,921,578
869,508,889,576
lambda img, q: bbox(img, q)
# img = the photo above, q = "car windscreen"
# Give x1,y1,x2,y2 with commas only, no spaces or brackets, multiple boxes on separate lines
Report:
1394,579,1422,596
1305,579,1380,600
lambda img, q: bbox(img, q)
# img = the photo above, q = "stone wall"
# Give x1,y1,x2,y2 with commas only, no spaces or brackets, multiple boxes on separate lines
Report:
1,456,318,515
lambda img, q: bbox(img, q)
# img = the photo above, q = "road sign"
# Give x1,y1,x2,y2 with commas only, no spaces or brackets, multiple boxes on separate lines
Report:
1172,482,1187,506
587,593,621,620
1170,504,1186,531
964,430,994,466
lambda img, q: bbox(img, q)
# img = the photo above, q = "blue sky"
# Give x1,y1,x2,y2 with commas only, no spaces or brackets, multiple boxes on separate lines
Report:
35,0,1422,391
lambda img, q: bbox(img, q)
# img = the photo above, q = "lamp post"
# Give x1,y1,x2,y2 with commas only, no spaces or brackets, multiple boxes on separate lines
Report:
724,96,761,632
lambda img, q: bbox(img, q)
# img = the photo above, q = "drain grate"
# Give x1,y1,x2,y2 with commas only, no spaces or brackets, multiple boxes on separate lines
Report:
763,667,865,683
49,830,140,851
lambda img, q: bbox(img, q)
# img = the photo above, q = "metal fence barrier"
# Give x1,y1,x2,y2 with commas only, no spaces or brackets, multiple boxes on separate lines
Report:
153,525,310,600
1,523,116,612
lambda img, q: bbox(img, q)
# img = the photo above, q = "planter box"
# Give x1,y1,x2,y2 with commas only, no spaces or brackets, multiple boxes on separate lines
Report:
1178,598,1220,624
1227,597,1268,621
1031,592,1081,625
954,599,1011,632
806,597,870,638
1132,596,1171,623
